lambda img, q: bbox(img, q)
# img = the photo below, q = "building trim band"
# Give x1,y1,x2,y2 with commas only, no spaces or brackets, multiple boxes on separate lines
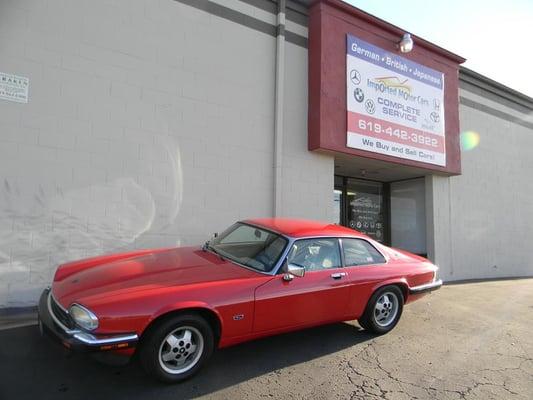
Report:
174,0,308,47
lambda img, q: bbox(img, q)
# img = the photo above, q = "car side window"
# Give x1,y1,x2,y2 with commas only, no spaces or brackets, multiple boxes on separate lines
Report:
288,238,341,272
342,239,386,266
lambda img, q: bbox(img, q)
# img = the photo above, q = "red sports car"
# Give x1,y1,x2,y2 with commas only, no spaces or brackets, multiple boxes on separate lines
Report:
38,218,442,382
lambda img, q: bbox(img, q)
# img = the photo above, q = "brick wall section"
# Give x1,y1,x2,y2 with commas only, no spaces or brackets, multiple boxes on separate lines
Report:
0,0,333,307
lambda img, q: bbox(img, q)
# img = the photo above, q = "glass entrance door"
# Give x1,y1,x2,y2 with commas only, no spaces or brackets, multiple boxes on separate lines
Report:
333,175,426,252
346,178,385,243
334,176,386,243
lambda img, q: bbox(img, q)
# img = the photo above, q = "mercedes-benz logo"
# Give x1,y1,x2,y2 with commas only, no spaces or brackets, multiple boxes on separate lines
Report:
350,69,361,85
354,88,364,103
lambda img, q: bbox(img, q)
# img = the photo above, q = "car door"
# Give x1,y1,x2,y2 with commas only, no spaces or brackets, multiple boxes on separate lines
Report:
340,238,389,318
253,238,351,333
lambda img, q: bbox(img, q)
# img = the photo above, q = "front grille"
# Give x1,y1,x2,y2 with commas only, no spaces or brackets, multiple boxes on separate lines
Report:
50,294,76,330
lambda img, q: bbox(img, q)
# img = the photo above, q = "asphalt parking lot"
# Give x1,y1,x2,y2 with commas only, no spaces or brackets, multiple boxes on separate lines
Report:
0,279,531,400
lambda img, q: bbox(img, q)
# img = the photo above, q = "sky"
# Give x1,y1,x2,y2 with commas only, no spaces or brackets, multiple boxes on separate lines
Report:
344,0,533,98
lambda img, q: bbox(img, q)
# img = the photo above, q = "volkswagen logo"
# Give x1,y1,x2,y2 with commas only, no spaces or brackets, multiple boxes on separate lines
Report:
365,99,376,114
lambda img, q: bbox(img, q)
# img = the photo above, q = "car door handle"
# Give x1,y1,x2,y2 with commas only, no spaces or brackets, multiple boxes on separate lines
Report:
330,272,347,279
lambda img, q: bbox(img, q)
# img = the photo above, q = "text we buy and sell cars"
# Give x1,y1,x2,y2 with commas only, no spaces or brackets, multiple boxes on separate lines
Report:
38,218,441,382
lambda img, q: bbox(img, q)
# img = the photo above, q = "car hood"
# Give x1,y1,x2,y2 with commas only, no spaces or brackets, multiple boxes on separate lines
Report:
52,246,260,307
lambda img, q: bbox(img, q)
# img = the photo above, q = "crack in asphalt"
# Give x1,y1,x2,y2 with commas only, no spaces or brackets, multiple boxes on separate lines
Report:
338,339,533,400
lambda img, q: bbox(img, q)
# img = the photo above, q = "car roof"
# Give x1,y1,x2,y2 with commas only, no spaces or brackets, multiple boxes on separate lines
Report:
241,218,367,239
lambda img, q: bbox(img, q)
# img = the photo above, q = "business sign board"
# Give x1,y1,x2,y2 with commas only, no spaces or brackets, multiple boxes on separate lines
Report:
346,34,446,166
0,72,29,104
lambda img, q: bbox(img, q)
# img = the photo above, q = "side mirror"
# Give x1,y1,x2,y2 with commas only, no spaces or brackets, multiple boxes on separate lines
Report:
288,264,305,277
282,261,305,281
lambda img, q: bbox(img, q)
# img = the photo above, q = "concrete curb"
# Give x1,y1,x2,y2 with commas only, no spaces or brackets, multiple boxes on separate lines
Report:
0,307,38,331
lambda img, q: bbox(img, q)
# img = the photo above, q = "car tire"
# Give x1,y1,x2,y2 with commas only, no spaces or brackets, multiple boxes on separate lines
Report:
139,314,214,383
358,285,404,334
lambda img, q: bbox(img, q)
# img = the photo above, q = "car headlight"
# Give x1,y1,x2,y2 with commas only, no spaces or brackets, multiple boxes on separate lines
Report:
69,304,99,331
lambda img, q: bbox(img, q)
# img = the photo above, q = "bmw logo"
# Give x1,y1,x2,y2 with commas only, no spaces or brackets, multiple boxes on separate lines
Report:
354,88,364,103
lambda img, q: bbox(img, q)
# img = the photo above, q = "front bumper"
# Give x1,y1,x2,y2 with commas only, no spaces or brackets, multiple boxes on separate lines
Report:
38,288,138,352
409,279,443,295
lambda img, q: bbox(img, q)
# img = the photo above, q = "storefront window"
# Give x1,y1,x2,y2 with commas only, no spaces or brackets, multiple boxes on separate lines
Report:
346,179,385,242
334,175,426,253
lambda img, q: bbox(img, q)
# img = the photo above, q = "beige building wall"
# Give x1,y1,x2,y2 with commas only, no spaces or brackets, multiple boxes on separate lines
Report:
428,70,533,281
281,41,335,221
1,0,532,307
0,0,320,307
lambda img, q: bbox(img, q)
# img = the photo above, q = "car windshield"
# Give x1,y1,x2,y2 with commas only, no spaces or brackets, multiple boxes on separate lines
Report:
208,223,288,273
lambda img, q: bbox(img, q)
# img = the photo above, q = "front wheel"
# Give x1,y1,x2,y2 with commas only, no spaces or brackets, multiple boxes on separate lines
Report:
139,314,214,383
358,285,404,334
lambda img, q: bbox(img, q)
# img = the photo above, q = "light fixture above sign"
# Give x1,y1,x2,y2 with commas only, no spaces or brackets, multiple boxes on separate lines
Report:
398,33,414,53
308,0,465,175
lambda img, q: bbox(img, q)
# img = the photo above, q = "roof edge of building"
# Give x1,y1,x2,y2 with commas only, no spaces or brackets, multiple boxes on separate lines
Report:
460,67,533,111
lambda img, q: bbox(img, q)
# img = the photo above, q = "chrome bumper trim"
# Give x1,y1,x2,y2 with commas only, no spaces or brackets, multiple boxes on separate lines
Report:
73,332,139,346
47,289,81,335
47,288,138,347
409,279,443,294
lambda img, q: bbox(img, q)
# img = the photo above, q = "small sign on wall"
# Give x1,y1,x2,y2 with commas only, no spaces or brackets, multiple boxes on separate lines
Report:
0,71,29,103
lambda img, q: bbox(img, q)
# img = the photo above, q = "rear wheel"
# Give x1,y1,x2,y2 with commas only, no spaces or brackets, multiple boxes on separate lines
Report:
358,285,404,334
139,314,214,383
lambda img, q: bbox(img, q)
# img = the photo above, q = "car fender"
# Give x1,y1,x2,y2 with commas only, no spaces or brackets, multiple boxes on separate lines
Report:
147,300,225,335
370,277,409,300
